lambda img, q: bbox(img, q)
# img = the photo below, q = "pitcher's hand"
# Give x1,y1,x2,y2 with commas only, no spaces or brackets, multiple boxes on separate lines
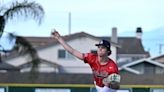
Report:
51,29,61,40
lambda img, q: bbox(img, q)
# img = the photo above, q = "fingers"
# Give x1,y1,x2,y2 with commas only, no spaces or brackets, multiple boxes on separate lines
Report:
51,28,59,36
51,29,57,35
51,31,58,35
51,29,61,40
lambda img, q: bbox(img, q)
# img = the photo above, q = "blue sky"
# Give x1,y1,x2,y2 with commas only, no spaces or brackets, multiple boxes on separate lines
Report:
1,0,164,56
3,0,164,36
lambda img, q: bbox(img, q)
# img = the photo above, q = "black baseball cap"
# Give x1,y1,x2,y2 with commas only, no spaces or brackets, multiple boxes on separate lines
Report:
95,40,111,50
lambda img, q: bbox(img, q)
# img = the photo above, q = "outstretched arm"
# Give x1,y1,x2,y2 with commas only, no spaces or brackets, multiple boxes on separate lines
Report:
51,30,84,60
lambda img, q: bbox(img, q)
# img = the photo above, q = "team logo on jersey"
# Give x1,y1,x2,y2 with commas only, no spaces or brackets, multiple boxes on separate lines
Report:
93,70,108,78
109,66,113,69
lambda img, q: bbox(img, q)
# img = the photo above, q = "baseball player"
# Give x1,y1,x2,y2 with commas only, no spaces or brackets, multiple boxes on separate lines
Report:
52,30,120,92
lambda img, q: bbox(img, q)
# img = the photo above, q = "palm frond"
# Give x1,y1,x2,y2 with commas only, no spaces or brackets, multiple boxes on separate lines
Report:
0,0,44,77
3,0,44,24
0,16,5,37
15,36,41,72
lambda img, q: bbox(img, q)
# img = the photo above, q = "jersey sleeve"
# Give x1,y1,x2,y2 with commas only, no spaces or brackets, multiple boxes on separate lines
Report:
109,61,119,74
83,53,96,64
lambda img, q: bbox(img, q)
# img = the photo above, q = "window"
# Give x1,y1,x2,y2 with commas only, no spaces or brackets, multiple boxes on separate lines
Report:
58,50,65,58
58,49,74,59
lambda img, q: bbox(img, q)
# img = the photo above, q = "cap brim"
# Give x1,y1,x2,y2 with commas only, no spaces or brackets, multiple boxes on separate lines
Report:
95,44,99,46
95,44,104,46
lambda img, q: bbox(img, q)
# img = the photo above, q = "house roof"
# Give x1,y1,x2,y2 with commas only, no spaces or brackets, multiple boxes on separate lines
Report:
25,32,147,55
118,54,164,66
119,58,164,74
2,31,149,69
24,37,55,48
2,31,147,56
99,36,149,55
24,32,99,48
25,32,119,49
150,54,164,63
18,59,60,69
117,37,147,54
0,62,20,70
2,31,119,60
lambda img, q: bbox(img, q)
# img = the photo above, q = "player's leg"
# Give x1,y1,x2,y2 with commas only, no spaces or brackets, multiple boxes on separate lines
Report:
95,85,102,92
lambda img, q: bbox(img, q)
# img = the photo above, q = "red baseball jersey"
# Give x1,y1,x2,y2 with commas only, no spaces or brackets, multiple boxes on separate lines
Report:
83,53,119,87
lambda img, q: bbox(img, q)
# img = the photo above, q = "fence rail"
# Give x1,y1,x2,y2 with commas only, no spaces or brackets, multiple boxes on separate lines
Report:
0,84,164,92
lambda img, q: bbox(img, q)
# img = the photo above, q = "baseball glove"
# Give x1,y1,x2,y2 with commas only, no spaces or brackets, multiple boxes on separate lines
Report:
102,73,121,84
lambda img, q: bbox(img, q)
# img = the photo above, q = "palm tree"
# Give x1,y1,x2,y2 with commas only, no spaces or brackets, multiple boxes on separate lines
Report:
0,0,45,72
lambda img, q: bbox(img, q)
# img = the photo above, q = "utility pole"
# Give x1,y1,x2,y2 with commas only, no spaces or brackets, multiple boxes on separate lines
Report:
68,12,71,35
158,44,164,55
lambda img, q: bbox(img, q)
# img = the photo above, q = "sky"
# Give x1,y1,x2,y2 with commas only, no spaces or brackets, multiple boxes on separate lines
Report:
1,0,164,56
3,0,164,36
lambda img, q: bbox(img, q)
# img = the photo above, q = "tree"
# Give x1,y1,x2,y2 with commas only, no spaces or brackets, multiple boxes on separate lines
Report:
0,0,45,72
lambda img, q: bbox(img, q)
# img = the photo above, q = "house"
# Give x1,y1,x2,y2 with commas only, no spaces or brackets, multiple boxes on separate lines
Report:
119,58,164,75
2,31,119,74
3,28,164,91
118,54,164,85
2,27,149,74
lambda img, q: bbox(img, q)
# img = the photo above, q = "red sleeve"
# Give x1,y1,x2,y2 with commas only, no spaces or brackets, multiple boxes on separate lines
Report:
109,60,119,74
83,53,96,64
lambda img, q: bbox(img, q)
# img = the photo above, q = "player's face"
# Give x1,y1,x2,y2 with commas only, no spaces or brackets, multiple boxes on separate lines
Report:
97,46,108,57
